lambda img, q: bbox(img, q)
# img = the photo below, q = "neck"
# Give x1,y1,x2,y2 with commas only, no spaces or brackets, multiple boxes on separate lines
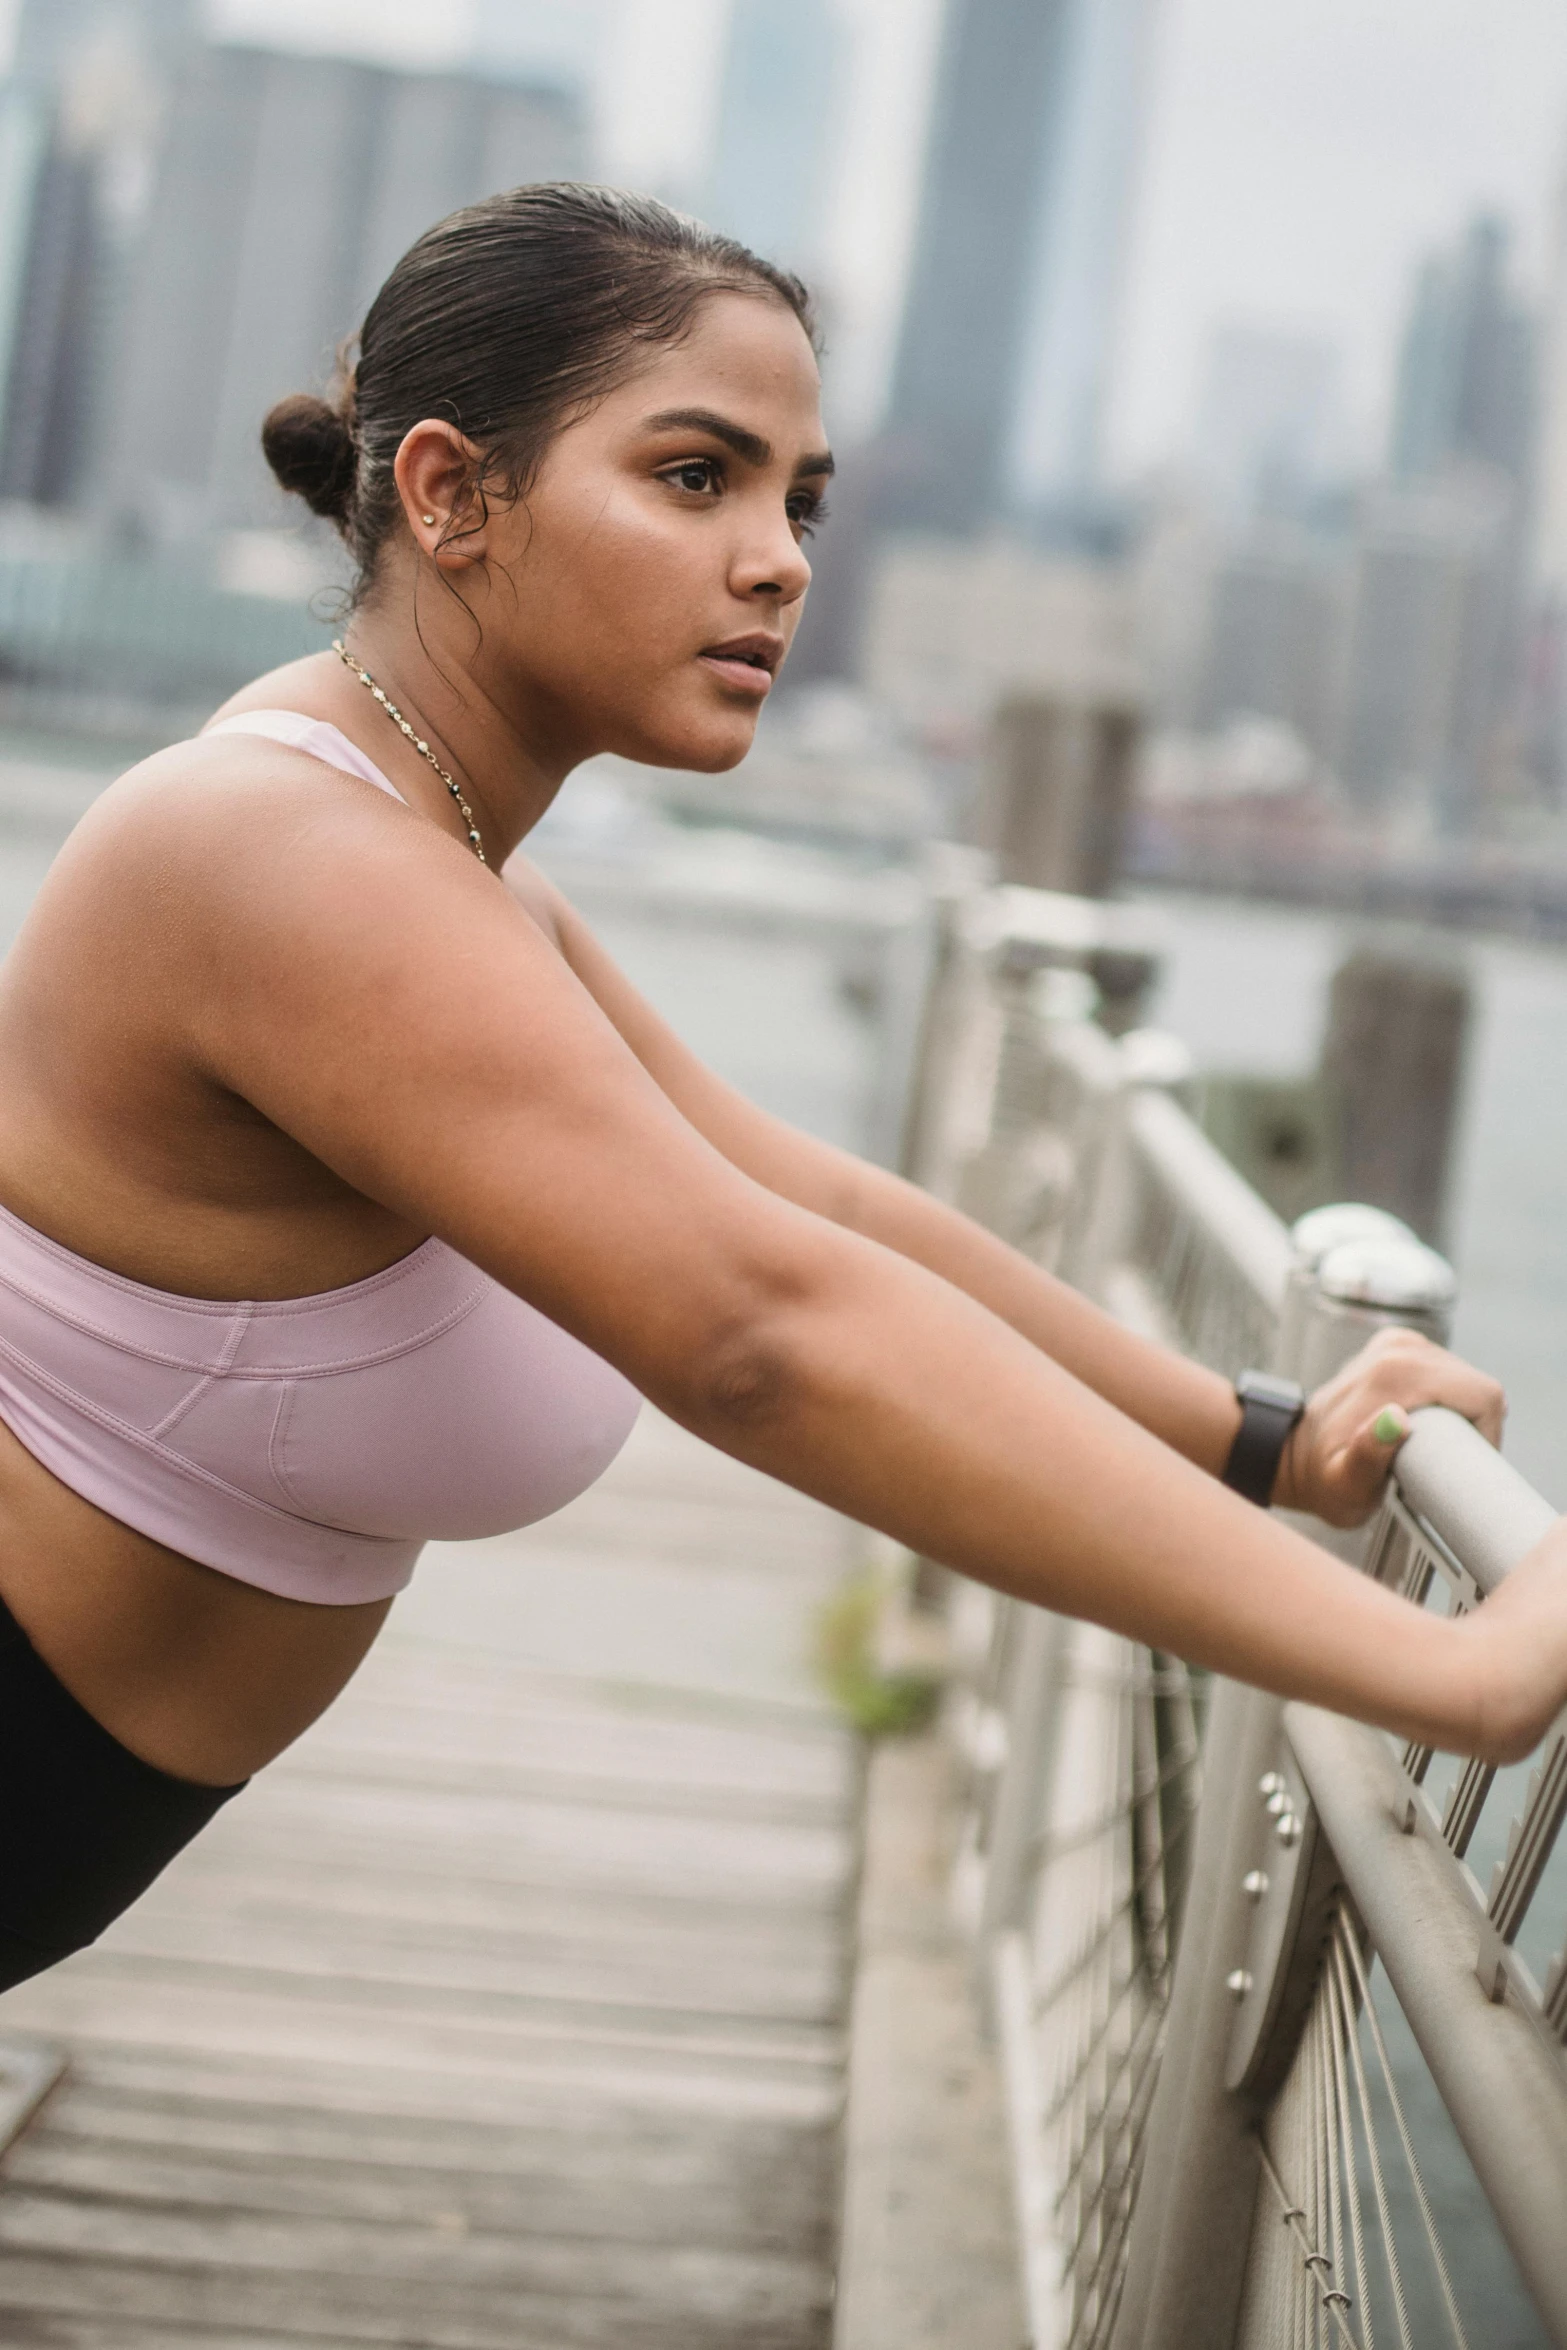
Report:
331,615,575,866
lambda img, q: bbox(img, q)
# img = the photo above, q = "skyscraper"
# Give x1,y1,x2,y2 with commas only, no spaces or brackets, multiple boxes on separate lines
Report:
1389,215,1536,490
1335,475,1515,824
704,0,844,277
880,0,1156,535
1360,213,1540,823
0,0,199,505
880,0,1076,533
1007,0,1159,517
1532,152,1567,602
103,42,586,537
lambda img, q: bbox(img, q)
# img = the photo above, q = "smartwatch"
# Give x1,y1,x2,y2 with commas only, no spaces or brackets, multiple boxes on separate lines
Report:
1223,1371,1306,1507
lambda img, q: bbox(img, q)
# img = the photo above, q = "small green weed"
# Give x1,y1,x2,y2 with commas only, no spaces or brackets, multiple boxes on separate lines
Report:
813,1572,942,1738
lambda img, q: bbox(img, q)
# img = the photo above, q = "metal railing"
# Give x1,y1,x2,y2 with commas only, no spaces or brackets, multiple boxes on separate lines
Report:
910,882,1567,2350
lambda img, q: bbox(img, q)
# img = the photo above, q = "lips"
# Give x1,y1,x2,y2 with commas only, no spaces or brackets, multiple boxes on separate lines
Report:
698,632,784,688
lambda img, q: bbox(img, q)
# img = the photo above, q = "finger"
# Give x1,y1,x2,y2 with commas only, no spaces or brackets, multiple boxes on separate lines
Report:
1361,1355,1506,1450
1333,1406,1413,1516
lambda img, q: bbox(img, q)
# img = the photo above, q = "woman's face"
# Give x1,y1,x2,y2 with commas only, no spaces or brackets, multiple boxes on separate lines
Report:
437,292,831,775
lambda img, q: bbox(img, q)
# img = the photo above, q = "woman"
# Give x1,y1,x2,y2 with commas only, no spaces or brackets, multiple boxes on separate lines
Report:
0,184,1549,1995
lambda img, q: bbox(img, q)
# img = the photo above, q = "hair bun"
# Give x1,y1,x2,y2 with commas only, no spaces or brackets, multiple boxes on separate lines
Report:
261,392,357,523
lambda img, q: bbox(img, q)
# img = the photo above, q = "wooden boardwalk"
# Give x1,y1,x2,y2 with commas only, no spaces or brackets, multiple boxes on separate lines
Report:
0,1410,861,2349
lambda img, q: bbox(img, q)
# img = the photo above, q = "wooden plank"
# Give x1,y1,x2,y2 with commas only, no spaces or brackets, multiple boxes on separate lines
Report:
34,2059,838,2163
0,2188,827,2303
7,2119,834,2249
86,1917,847,2024
0,2253,829,2350
7,2032,843,2129
0,1415,857,2346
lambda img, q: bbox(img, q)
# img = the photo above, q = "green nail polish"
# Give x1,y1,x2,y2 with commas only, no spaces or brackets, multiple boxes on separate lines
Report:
1374,1409,1405,1445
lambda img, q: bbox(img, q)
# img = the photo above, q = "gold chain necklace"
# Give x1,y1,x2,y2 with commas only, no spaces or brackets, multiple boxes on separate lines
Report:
332,640,488,865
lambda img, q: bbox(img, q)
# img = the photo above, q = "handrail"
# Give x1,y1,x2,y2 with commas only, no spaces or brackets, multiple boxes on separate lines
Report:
1395,1405,1559,1597
901,876,1567,2349
1286,1701,1567,2339
1123,1088,1295,1320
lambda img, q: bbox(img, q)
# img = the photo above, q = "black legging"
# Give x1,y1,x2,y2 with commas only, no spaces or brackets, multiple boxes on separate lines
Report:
0,1590,245,1992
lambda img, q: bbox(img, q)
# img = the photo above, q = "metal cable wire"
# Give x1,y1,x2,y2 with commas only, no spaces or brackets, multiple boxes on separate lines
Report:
1328,1928,1414,2350
1020,1633,1204,2341
1255,2140,1365,2350
1339,1923,1470,2349
1325,1940,1374,2349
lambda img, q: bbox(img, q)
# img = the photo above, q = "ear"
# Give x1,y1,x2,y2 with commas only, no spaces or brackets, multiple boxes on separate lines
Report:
393,421,490,566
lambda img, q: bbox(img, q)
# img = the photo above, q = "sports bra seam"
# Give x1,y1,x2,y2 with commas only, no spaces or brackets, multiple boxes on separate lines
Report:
148,1373,212,1443
0,1254,490,1376
145,1304,252,1441
0,1331,402,1544
268,1381,303,1511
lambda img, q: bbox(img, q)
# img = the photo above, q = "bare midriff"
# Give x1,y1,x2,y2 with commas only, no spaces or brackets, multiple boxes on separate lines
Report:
0,1420,391,1787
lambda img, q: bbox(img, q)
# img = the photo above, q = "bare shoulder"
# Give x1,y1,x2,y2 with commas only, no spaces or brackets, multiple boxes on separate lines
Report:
499,851,572,949
70,728,401,859
50,728,494,940
22,728,564,1057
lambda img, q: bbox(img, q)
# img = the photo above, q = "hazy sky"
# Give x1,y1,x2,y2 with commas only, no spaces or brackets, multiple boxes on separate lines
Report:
1116,0,1567,473
11,0,1567,476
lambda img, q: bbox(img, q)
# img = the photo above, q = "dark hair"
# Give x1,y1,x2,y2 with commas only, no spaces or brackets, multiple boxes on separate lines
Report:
261,182,817,596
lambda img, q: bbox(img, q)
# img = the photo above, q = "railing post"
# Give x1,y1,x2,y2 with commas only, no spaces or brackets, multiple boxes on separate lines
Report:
964,1024,1187,1958
1112,1214,1456,2350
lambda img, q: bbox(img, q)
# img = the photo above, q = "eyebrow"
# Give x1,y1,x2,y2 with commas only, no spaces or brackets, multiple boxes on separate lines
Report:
642,406,835,480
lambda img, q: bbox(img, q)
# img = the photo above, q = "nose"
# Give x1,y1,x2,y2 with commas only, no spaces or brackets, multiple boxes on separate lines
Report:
731,504,812,607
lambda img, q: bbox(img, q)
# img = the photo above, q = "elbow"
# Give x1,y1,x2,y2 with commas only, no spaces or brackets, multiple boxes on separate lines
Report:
688,1323,805,1436
657,1252,828,1446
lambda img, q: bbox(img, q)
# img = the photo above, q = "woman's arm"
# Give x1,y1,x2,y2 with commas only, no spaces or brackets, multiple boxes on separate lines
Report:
148,796,1550,1766
520,865,1505,1524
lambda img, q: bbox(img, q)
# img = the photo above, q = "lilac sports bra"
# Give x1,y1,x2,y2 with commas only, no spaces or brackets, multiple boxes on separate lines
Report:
0,712,640,1604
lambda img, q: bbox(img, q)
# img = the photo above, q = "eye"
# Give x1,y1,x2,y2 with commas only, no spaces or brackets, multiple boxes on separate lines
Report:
787,489,830,539
661,456,722,497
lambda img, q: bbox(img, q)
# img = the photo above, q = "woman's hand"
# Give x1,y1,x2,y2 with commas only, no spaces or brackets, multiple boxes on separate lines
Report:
1277,1327,1506,1529
1459,1520,1567,1763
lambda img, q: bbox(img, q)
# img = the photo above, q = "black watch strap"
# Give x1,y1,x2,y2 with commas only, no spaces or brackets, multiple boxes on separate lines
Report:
1223,1371,1306,1508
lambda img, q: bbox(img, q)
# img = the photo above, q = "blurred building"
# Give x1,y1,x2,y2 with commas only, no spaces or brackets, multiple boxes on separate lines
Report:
1192,524,1342,755
1526,147,1567,795
97,42,584,538
1189,324,1342,521
860,533,1137,737
1334,474,1516,825
880,0,1155,534
1390,215,1536,490
1006,0,1160,522
1329,213,1541,825
1537,155,1567,603
704,0,845,277
0,0,197,507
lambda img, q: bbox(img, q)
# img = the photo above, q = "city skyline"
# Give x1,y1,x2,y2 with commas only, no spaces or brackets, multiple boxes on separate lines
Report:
0,0,1565,485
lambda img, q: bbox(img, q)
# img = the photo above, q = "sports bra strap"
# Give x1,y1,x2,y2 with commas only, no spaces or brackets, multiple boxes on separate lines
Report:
203,711,406,804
